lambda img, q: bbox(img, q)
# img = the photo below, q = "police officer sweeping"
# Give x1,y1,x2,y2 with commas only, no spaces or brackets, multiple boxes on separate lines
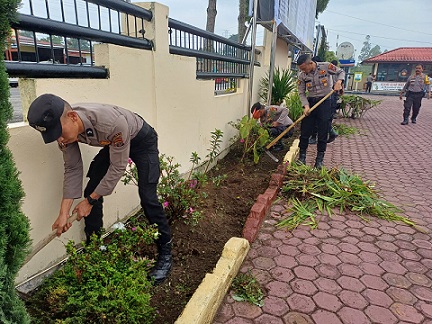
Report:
27,94,172,284
296,54,345,169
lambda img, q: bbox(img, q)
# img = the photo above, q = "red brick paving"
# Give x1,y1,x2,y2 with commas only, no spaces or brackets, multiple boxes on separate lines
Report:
214,96,432,323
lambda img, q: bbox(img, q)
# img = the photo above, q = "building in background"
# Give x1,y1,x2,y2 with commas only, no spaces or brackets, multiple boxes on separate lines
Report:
362,47,432,92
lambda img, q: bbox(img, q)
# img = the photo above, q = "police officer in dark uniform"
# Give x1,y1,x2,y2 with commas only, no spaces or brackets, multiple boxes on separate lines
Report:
27,94,172,284
296,54,345,169
399,64,430,125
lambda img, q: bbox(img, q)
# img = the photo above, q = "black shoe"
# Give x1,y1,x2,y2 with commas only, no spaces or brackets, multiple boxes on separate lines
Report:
401,119,409,125
314,152,325,169
412,119,417,124
297,150,306,165
327,129,338,143
149,241,172,284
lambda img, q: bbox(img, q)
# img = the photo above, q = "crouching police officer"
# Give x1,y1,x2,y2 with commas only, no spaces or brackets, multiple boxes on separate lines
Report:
27,94,172,284
296,54,345,169
251,102,294,151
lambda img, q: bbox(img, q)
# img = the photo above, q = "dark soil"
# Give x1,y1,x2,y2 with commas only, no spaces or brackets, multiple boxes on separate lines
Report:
151,136,295,323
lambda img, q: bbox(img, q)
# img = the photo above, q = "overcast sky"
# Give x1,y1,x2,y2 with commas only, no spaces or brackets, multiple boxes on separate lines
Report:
148,0,432,63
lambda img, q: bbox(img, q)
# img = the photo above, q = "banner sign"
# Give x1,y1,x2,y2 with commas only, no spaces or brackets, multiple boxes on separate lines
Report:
373,82,405,91
354,72,363,83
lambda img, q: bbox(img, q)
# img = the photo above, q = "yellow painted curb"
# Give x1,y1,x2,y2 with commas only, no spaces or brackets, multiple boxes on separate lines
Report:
175,237,250,324
283,138,300,164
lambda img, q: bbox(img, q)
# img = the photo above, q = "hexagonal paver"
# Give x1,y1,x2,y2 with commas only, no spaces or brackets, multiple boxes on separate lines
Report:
274,255,298,269
311,310,343,324
339,307,370,324
314,277,342,295
312,291,342,311
360,274,389,290
256,246,280,258
286,293,316,313
403,260,428,273
406,272,431,287
278,245,300,257
283,312,313,324
320,243,342,255
380,260,408,275
417,301,432,318
362,288,393,307
296,254,320,267
252,256,276,270
251,269,273,285
365,305,398,324
232,301,263,318
290,279,318,296
375,240,398,252
378,250,403,262
337,276,366,292
384,273,412,288
255,313,284,324
214,303,234,322
338,252,362,265
339,290,368,310
411,286,432,302
297,243,321,256
338,263,363,278
359,251,383,263
359,262,385,276
317,253,341,266
357,241,379,253
412,239,432,249
266,281,292,298
269,267,295,283
339,242,360,254
390,303,424,323
398,249,422,261
386,287,418,304
262,296,289,317
315,264,340,279
293,266,319,281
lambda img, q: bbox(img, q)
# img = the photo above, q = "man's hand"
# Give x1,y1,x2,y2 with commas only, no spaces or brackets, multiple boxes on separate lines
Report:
52,213,73,237
304,105,311,116
73,199,93,221
334,80,343,92
271,121,281,127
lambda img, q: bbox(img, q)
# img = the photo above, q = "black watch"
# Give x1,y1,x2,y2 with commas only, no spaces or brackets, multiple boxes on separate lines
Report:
86,196,98,206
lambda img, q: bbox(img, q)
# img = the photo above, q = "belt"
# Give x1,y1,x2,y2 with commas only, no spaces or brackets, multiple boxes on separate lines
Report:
307,96,328,103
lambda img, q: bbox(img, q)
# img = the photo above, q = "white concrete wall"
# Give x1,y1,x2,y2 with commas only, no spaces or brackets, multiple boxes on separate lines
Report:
10,2,281,284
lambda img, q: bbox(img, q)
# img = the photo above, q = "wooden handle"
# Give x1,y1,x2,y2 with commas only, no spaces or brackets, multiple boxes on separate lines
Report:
23,213,79,265
266,90,334,150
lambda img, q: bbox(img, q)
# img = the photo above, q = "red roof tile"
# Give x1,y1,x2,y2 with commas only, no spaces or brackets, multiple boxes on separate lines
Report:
362,47,432,63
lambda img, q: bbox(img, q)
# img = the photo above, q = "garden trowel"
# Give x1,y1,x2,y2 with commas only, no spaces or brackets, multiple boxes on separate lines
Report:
264,90,334,162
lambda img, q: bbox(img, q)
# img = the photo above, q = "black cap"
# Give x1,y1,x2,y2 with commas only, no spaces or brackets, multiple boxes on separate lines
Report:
27,94,65,143
296,54,311,65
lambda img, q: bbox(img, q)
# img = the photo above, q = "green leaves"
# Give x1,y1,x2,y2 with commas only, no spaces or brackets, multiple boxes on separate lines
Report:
340,95,382,119
231,271,264,307
259,67,296,105
278,164,416,230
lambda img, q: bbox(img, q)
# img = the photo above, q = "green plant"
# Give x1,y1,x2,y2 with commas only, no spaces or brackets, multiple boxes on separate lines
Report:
203,129,224,173
231,271,264,307
277,164,417,231
286,90,303,121
212,174,227,187
0,1,32,323
259,67,296,105
26,222,158,323
332,123,360,137
230,115,270,163
339,95,382,119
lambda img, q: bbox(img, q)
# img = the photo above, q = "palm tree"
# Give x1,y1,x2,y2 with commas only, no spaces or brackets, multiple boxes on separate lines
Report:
206,0,217,33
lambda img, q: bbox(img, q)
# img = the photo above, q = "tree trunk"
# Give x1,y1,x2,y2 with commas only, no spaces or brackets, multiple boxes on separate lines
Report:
206,0,217,33
238,0,248,43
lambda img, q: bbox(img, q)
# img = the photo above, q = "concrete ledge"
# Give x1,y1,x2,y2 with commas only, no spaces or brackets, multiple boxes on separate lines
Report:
175,237,250,324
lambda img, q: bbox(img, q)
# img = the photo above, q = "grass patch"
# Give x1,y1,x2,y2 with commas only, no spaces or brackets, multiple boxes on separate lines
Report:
333,123,361,137
277,164,417,231
231,271,264,307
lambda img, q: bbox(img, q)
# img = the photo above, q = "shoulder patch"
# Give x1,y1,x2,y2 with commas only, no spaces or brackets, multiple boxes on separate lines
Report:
328,63,337,72
112,132,125,147
99,140,111,146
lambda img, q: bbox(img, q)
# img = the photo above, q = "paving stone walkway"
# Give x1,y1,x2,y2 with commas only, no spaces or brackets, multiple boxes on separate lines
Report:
214,96,432,324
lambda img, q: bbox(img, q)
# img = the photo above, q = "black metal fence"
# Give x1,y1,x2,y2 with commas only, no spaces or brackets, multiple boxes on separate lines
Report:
5,0,253,92
5,0,153,78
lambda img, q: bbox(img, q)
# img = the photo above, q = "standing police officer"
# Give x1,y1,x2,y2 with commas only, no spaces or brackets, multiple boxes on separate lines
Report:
400,64,430,125
296,54,345,169
27,94,172,284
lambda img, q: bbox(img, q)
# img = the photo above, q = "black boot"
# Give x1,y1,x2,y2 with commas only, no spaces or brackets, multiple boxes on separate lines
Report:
327,127,338,143
314,152,325,169
149,241,172,284
297,149,306,165
401,118,409,125
411,118,417,124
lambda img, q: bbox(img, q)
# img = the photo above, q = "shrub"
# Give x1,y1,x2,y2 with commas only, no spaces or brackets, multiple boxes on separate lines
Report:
259,67,296,105
26,222,158,323
286,90,303,121
0,1,31,323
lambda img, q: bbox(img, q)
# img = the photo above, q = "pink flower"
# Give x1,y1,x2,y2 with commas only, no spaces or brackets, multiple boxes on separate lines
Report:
128,158,133,165
190,179,198,188
240,138,245,143
163,201,169,208
189,207,194,213
131,227,137,231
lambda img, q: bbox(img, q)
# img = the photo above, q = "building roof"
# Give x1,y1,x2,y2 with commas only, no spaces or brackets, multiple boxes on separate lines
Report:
362,47,432,64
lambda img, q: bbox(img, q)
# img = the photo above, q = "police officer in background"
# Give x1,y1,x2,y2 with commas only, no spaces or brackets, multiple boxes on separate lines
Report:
399,64,430,125
27,94,172,284
296,54,345,169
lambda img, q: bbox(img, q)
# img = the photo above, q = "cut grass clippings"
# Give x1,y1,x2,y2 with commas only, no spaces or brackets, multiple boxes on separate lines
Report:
277,164,417,231
332,123,361,137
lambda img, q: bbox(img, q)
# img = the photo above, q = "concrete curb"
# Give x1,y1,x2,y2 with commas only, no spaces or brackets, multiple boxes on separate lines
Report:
175,237,250,324
175,139,300,324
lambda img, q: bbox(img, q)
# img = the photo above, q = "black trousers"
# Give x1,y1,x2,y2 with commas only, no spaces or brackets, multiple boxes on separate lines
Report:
299,97,332,153
84,124,171,245
403,91,424,120
365,81,372,93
